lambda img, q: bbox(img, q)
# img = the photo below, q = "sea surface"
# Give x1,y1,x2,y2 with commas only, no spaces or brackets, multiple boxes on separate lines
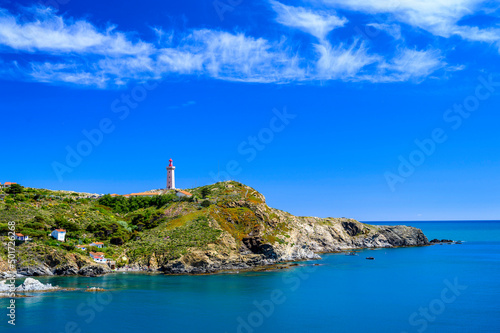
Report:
2,221,500,333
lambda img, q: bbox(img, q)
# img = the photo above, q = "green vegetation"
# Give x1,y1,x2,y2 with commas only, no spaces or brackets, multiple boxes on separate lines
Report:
128,215,222,264
0,181,289,267
97,193,186,214
5,183,24,195
201,187,211,199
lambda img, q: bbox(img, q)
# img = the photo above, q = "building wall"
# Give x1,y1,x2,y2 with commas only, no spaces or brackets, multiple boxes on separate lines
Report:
51,231,66,241
167,166,175,189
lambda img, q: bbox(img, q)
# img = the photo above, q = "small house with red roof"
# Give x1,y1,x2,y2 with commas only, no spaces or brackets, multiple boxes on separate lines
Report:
176,190,193,198
14,233,30,242
89,242,104,249
51,229,66,241
90,252,107,263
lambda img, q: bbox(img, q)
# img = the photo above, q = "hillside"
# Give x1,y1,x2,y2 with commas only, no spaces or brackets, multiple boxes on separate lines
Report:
0,182,429,276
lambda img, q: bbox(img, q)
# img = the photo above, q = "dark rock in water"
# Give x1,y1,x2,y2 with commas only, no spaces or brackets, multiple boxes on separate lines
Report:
379,225,429,247
18,265,54,277
430,239,454,244
53,264,79,276
78,265,111,277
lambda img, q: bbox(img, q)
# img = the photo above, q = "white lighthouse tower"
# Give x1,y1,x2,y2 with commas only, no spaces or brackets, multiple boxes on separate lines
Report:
166,159,175,190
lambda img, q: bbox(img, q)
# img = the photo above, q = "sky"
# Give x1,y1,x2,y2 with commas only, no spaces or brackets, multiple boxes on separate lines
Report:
1,0,500,221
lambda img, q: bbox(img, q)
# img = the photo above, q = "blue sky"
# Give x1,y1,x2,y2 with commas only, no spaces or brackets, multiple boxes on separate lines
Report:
1,0,500,221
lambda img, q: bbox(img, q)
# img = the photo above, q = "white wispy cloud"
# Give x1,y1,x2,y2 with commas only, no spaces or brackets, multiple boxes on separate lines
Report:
270,0,347,40
366,23,402,40
0,7,152,56
314,40,381,79
0,5,449,88
374,48,446,82
317,0,500,45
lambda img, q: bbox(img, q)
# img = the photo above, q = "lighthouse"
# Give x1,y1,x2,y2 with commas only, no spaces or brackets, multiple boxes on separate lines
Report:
166,159,175,190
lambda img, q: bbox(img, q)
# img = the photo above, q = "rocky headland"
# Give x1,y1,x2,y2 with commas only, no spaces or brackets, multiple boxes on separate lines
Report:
0,181,429,277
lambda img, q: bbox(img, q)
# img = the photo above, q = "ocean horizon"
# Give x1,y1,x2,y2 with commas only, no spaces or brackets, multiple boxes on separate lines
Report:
3,220,499,333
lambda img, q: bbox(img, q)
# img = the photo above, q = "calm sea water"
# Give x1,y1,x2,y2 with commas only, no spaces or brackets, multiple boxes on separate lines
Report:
2,221,500,333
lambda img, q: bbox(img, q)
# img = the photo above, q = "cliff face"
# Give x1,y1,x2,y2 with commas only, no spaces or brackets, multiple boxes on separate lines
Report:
0,242,111,278
0,182,428,277
157,182,429,274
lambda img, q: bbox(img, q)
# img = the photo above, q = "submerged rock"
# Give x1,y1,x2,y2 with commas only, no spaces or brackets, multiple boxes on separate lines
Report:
85,287,106,292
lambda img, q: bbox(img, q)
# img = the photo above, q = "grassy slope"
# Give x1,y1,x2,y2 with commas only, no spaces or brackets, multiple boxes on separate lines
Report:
0,181,292,270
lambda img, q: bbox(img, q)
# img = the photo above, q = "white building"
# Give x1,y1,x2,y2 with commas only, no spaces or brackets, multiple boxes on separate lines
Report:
90,252,107,263
51,229,66,242
89,242,104,248
14,233,30,242
176,190,193,198
166,158,175,190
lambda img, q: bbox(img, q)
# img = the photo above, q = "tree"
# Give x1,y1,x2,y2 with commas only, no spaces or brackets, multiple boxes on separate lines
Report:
201,187,211,199
6,184,23,195
110,237,124,245
201,200,211,208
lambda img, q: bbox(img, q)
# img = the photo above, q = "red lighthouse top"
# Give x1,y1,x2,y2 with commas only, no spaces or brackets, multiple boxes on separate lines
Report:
168,159,173,167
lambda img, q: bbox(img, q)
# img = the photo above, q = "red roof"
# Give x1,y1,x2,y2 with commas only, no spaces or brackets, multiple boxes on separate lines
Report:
55,229,66,232
4,182,16,186
177,190,193,196
15,233,24,237
93,242,104,245
128,192,160,196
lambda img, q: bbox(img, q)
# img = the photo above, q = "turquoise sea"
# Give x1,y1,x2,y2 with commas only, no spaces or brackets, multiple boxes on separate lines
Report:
2,221,500,333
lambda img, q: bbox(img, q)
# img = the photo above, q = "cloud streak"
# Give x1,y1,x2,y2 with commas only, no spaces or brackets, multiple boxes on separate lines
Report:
270,0,347,40
0,4,452,88
317,0,500,45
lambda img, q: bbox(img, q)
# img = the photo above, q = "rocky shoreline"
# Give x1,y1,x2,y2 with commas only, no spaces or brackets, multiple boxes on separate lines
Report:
2,221,430,278
160,222,430,275
0,183,432,278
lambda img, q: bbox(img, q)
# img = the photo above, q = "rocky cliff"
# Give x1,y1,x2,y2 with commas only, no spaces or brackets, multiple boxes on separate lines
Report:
150,182,429,274
0,181,428,277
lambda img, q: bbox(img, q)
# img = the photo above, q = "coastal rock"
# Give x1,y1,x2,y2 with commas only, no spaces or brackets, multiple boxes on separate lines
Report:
430,239,454,243
157,184,429,275
78,264,111,277
15,278,58,292
0,271,17,279
18,265,54,277
4,181,431,277
53,264,79,276
0,280,12,293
